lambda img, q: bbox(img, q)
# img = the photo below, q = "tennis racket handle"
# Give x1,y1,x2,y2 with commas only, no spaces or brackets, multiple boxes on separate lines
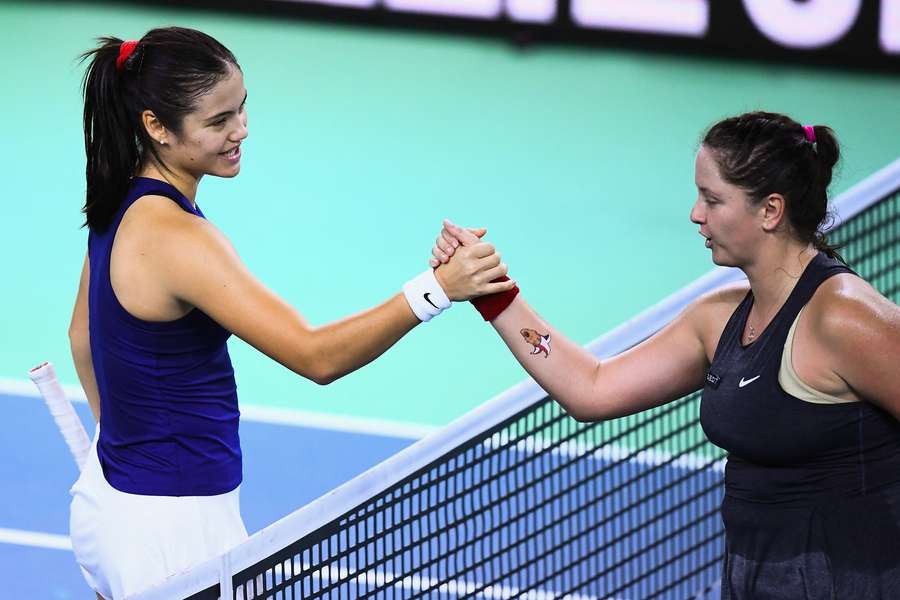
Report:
28,362,91,471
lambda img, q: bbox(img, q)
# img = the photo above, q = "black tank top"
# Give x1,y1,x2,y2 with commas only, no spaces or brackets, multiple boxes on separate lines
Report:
700,252,900,506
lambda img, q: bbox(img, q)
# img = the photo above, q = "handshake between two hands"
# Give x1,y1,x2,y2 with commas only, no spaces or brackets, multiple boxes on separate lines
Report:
426,219,516,302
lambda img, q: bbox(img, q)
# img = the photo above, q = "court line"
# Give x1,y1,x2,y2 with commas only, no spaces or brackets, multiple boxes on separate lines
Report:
239,561,615,600
0,378,436,440
485,434,727,472
0,527,71,551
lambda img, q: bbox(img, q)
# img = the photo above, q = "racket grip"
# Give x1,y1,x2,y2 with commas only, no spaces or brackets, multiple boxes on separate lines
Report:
29,362,91,471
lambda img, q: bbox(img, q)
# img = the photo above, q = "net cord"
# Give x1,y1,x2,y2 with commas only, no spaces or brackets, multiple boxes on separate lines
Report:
128,156,900,600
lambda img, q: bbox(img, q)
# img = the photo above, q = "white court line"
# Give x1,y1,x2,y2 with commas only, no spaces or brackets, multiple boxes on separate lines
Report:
0,378,437,440
484,432,727,473
240,561,618,600
0,527,71,551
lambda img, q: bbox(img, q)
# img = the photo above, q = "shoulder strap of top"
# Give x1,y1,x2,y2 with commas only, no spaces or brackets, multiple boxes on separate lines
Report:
126,177,203,217
781,252,855,313
711,289,753,361
766,252,855,341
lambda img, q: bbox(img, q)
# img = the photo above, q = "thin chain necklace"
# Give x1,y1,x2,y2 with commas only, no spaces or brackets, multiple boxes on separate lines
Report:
746,279,798,343
745,249,816,343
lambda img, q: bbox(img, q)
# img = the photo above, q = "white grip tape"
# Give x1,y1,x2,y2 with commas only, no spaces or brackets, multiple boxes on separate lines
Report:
29,362,91,471
402,269,451,322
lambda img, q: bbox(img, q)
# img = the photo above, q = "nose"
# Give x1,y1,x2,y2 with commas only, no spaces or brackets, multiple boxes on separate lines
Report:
689,197,705,225
232,113,249,142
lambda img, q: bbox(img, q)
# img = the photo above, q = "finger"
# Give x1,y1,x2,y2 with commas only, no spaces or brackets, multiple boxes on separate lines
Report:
467,227,487,239
443,219,481,245
481,262,509,281
471,241,496,259
483,278,518,294
438,237,454,256
432,245,449,263
472,253,501,271
441,230,459,249
429,258,439,268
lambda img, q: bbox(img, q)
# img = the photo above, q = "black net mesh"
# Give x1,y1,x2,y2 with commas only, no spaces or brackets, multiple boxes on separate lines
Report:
184,189,899,600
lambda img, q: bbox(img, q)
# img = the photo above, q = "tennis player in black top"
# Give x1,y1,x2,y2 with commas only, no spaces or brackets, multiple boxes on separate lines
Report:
433,111,900,599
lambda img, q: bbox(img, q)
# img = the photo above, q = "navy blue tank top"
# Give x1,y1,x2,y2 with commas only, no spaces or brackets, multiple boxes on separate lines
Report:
88,177,241,496
700,253,900,506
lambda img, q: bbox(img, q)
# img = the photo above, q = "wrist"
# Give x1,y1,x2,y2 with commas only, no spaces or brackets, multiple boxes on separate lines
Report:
471,276,519,322
402,269,451,323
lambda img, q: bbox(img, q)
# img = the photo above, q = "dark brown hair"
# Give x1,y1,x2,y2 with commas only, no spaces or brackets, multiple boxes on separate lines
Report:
702,111,843,260
80,27,240,232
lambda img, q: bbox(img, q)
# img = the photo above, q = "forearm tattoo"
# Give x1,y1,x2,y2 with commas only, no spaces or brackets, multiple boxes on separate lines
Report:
520,328,551,358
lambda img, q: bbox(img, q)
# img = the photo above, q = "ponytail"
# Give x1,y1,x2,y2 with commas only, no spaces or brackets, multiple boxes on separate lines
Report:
80,37,142,232
803,124,844,262
78,28,240,232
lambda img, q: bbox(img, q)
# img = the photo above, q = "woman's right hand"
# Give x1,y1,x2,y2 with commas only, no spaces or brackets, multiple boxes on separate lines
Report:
429,222,486,268
433,239,516,301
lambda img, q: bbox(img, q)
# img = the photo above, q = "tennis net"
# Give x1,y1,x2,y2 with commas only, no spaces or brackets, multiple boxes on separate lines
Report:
133,157,900,600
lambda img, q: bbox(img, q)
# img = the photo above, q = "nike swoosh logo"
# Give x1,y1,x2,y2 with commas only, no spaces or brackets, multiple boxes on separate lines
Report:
423,293,439,309
738,375,761,388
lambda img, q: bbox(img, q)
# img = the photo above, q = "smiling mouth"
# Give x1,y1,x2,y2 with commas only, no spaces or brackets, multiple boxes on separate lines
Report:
221,146,240,158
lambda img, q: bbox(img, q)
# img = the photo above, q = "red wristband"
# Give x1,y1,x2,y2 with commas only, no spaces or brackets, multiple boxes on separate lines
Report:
471,276,520,322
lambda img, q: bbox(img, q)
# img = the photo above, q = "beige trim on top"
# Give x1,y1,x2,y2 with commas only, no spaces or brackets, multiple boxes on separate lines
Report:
779,307,859,405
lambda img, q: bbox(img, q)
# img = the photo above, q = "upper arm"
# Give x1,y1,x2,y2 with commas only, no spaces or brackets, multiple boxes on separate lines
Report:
591,290,725,418
69,253,90,342
156,215,319,377
813,280,900,418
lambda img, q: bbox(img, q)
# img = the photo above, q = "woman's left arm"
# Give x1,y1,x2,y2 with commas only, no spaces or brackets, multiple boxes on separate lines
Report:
815,278,900,418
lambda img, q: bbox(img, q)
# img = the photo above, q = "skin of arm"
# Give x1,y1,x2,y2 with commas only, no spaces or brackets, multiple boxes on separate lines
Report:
809,276,900,419
490,294,711,421
142,200,514,385
69,253,102,422
437,221,727,421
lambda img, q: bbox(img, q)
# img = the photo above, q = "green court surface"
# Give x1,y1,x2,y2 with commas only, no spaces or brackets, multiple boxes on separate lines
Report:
2,1,899,427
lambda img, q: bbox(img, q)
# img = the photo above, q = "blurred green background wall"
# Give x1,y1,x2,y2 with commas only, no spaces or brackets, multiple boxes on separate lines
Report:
2,1,898,425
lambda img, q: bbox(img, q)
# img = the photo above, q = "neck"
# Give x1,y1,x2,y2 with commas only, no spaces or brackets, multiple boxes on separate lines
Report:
137,162,201,208
743,239,817,313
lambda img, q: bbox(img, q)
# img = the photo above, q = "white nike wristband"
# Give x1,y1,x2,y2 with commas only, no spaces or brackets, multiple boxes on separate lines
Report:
402,269,451,322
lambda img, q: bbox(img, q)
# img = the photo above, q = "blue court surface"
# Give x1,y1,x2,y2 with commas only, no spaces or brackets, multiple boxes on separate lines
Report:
3,387,726,599
1,390,417,599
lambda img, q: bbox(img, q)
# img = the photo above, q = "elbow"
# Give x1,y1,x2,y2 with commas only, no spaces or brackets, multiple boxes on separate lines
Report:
560,392,615,423
300,358,341,386
310,371,338,386
566,405,600,423
68,323,90,358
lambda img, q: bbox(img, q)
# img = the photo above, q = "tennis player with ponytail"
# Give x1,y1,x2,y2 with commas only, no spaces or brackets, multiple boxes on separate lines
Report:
437,112,900,599
69,27,513,599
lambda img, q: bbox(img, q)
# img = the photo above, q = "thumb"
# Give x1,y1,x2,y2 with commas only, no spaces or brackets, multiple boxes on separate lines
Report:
444,219,482,246
468,227,487,239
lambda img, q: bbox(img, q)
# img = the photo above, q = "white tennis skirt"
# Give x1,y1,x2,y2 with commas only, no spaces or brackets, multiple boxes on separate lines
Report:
70,425,248,600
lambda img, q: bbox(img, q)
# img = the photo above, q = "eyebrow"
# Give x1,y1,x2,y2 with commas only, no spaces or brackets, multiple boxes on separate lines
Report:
204,91,248,123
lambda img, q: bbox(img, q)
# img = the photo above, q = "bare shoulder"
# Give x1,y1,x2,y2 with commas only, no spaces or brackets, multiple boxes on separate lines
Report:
687,280,749,326
683,280,750,358
803,273,900,412
806,273,900,338
121,194,235,255
117,194,243,299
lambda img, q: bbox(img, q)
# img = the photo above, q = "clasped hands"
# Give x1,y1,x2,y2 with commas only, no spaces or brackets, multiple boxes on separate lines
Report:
430,220,513,301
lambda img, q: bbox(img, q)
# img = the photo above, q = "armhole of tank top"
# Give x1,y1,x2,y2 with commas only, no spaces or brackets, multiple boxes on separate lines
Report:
778,306,859,405
108,195,197,326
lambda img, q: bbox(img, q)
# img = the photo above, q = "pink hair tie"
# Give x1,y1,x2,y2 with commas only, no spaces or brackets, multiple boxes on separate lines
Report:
116,40,139,73
802,125,816,144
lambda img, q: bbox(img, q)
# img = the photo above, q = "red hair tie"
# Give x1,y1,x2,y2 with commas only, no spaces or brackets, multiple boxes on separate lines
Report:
116,40,139,73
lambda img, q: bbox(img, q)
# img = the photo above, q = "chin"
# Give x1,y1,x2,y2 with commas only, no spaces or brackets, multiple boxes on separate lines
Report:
210,166,241,178
709,248,738,268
